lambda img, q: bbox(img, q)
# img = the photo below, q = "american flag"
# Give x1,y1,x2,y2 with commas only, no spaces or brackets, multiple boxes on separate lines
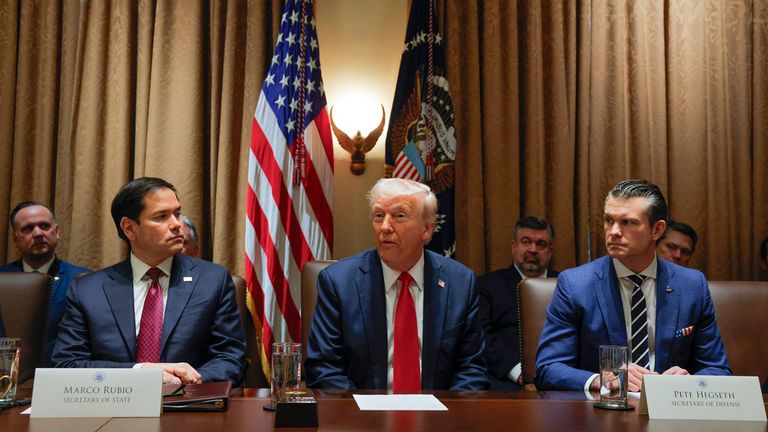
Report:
245,0,333,381
385,0,457,258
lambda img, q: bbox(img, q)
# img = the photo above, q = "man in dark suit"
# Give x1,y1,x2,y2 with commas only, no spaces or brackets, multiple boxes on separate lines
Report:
180,215,201,258
656,220,697,267
0,201,90,364
52,177,245,385
536,179,730,391
305,178,488,391
479,216,558,390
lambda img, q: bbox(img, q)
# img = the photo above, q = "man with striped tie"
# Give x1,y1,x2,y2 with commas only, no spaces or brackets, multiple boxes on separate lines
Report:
535,179,730,391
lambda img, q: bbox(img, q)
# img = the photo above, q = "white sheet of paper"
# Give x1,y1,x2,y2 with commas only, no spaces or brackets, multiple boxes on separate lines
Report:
21,407,31,414
353,394,448,411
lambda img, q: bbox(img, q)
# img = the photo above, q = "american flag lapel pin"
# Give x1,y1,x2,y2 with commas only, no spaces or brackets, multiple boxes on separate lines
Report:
438,279,446,288
183,276,193,282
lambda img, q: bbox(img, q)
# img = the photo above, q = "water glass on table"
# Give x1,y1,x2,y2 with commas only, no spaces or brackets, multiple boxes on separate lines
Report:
270,342,302,408
0,338,20,402
595,344,632,410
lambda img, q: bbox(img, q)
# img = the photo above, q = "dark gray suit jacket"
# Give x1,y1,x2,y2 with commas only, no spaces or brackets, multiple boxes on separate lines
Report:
478,265,558,385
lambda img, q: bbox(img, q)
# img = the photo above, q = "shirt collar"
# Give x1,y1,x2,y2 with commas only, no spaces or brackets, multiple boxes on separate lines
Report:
612,256,658,280
23,256,55,274
382,252,425,293
512,262,548,279
130,253,174,283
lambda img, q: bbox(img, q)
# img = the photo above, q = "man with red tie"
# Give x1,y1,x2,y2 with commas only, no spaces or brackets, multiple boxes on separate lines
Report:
52,177,245,385
305,178,488,391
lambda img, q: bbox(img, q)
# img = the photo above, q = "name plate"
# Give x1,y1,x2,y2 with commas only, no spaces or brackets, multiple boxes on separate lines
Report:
31,368,163,418
639,375,766,421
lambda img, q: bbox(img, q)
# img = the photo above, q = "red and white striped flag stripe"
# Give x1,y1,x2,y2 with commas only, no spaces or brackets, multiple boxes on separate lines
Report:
245,0,333,381
393,151,421,181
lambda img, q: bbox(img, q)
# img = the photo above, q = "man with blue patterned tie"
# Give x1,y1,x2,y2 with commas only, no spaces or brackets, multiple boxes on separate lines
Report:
536,179,730,391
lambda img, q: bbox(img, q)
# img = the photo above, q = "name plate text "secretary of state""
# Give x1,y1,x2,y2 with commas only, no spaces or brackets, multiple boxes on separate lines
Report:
31,368,163,418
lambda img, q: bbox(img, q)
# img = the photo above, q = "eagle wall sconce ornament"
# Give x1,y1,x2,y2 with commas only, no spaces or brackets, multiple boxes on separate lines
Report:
330,104,386,175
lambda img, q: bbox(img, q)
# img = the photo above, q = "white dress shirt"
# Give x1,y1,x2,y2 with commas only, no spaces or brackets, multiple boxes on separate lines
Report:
584,257,659,390
613,258,658,371
130,254,173,336
382,254,425,390
22,257,55,274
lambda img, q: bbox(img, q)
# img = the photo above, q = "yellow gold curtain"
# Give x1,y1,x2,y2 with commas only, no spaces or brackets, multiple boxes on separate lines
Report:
447,0,768,280
2,0,767,280
0,0,281,275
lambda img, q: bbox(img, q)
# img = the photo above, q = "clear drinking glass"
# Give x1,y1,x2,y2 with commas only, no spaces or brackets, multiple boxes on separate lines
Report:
598,344,629,408
0,338,20,402
271,342,301,407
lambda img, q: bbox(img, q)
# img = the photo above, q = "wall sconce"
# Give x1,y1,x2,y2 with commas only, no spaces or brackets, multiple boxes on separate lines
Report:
329,103,386,176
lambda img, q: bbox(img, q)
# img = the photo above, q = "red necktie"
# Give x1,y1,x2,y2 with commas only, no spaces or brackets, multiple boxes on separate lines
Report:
136,267,163,363
393,272,420,393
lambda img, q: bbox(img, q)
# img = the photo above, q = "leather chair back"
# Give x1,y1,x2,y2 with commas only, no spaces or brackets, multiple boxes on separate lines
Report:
517,277,557,390
708,281,768,383
232,275,268,387
301,260,335,360
0,272,51,383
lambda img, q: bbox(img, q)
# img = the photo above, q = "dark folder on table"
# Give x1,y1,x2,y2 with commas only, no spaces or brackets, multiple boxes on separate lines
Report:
162,381,232,412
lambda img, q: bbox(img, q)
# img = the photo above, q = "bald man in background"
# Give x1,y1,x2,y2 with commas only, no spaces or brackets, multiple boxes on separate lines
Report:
0,201,90,364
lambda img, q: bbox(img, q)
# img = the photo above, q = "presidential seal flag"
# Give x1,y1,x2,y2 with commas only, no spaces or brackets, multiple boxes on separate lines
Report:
385,0,456,257
245,0,333,382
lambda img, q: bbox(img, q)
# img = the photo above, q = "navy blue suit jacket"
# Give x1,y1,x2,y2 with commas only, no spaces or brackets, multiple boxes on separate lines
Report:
51,254,245,385
535,256,730,390
0,258,90,364
305,248,489,390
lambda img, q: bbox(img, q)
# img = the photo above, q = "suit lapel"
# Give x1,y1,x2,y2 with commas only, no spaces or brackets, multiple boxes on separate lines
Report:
594,257,628,345
504,267,523,293
356,251,388,388
421,251,447,390
161,255,197,355
102,260,137,357
654,259,679,372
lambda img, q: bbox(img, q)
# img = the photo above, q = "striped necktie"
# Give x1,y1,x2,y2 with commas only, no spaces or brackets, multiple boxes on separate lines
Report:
627,274,650,369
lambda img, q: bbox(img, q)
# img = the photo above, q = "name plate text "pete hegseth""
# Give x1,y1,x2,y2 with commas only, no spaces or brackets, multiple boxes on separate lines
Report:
640,375,766,422
31,368,163,418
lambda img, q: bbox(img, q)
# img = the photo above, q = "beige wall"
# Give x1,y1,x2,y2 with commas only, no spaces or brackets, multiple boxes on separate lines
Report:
316,0,408,260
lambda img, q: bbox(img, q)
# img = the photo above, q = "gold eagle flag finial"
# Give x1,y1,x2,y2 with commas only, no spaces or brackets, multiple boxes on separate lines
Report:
330,104,386,175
